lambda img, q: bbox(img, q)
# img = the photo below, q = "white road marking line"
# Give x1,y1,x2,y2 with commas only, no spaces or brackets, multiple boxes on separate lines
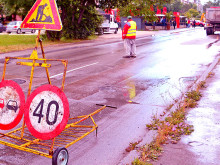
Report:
50,62,99,78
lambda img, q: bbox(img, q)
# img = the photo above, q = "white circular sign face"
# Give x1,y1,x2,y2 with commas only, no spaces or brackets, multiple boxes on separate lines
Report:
29,91,64,133
0,80,25,130
0,86,20,125
25,85,69,140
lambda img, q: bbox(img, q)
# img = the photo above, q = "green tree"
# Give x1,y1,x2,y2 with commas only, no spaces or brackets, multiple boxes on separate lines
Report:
3,0,172,40
170,0,182,13
203,0,220,12
185,11,192,19
165,11,172,22
98,0,128,10
20,0,36,18
1,0,128,39
47,0,129,40
119,0,172,23
164,0,183,14
188,8,199,18
184,8,199,19
181,2,195,14
0,0,5,22
1,0,35,19
0,0,5,14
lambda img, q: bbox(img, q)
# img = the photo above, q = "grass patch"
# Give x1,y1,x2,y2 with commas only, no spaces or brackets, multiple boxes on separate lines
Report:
197,81,206,89
0,34,98,53
126,141,141,152
206,72,215,78
0,34,58,53
87,35,98,40
165,103,174,111
185,90,201,101
135,89,202,163
142,107,194,162
0,35,37,46
0,35,36,53
184,90,202,108
132,158,152,165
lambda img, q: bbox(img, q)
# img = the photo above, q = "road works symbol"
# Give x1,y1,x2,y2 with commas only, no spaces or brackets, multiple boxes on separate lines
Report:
21,0,62,31
25,85,69,140
0,80,25,130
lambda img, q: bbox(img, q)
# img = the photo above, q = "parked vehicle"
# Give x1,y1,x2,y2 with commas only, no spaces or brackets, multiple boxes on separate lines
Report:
191,20,205,27
204,7,220,35
6,21,36,34
0,23,4,33
194,20,205,27
96,13,118,35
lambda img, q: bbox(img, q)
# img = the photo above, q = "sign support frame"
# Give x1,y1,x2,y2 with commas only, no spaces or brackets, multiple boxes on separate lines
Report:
0,30,115,164
1,29,68,143
0,0,114,162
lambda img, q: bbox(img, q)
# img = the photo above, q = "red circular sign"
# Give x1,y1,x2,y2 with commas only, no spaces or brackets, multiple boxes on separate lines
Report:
24,85,69,140
0,80,25,130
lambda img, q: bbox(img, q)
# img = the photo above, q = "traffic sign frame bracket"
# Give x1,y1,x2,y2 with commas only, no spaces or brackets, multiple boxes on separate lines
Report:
0,0,111,162
0,30,112,163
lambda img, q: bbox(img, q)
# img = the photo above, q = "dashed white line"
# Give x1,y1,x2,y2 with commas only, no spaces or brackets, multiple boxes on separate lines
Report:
50,62,99,78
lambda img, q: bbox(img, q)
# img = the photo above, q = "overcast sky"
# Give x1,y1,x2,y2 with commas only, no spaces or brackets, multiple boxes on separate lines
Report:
200,0,213,5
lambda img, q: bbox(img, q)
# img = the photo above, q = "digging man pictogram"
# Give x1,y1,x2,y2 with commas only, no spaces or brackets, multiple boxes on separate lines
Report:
31,3,52,23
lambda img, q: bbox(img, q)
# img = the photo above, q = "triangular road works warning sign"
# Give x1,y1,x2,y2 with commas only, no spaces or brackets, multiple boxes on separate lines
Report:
21,0,62,31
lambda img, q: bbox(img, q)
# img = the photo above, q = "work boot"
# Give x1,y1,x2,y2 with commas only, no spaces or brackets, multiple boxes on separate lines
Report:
123,55,131,58
130,55,136,58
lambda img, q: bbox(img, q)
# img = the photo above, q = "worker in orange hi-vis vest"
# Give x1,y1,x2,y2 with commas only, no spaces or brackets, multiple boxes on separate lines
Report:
122,16,137,58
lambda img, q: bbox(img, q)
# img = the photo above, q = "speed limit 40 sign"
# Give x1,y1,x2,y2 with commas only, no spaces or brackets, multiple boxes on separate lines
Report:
25,85,69,140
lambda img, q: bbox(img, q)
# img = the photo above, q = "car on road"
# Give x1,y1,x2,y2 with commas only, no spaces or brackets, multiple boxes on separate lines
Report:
96,13,118,35
195,20,205,27
6,21,36,34
0,23,4,33
191,20,205,27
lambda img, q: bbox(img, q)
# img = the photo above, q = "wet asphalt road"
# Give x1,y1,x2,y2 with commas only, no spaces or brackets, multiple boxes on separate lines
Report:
0,28,219,165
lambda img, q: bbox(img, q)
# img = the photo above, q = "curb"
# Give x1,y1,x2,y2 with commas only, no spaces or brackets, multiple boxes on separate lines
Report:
193,54,220,90
118,48,220,165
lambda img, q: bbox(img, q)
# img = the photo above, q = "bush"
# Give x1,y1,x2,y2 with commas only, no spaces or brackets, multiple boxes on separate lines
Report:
46,2,102,40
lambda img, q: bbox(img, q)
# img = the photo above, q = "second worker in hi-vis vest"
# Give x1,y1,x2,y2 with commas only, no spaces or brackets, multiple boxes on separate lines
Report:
122,16,137,58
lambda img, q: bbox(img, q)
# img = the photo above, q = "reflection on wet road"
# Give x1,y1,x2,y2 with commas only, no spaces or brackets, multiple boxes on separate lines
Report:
0,28,220,165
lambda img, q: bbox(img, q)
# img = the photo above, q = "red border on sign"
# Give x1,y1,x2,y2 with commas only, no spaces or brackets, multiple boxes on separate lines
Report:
24,85,69,140
0,80,25,130
21,0,62,31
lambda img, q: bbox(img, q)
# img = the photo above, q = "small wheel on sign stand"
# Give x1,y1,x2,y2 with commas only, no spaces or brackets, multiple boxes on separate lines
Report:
52,147,69,165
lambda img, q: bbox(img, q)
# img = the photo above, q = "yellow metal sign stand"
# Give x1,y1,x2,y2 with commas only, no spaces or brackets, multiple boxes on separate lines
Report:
0,31,114,164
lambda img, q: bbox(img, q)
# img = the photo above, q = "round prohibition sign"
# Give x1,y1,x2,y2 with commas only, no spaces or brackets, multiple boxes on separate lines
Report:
25,85,69,140
0,80,25,130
